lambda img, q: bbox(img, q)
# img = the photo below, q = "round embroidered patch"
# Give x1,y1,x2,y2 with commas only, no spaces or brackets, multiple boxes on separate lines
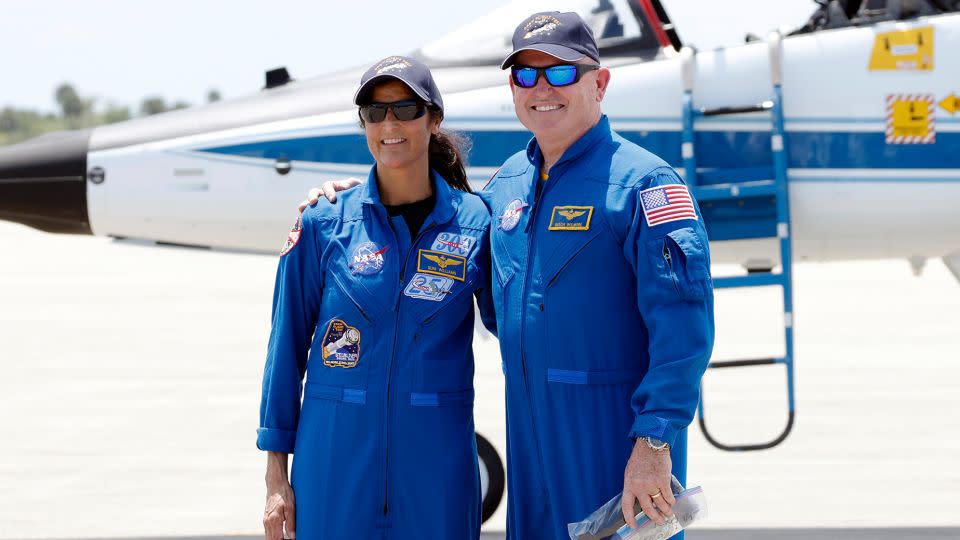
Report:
498,199,527,231
349,241,388,275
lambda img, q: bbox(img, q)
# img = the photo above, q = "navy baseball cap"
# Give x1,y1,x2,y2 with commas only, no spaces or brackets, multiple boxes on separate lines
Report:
501,11,600,69
353,55,444,113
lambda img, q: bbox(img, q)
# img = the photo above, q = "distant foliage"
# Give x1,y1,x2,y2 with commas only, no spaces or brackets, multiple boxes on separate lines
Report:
0,82,206,147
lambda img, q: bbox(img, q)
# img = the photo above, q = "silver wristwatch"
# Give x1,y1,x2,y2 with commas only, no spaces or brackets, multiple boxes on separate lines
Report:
641,436,670,452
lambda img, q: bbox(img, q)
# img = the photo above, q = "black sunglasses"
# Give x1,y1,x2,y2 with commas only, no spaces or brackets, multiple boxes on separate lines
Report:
511,63,600,88
358,100,430,123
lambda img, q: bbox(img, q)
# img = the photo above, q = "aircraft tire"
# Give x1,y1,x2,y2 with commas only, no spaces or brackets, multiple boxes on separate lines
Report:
476,431,505,524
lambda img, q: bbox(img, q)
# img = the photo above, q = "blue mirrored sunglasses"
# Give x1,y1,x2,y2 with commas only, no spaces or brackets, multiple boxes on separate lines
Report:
511,63,600,88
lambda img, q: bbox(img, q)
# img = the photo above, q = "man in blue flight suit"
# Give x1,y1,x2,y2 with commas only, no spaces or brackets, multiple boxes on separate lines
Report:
486,11,714,539
308,12,715,539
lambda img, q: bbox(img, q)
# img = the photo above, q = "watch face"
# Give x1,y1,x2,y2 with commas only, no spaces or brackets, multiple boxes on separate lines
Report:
646,437,669,450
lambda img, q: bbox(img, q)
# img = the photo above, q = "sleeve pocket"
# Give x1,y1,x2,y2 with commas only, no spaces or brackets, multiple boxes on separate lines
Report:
653,227,711,301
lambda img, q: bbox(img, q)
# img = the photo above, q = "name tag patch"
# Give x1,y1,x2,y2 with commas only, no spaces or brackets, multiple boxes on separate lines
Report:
417,249,467,281
321,319,361,368
548,206,593,231
404,272,455,301
431,232,476,256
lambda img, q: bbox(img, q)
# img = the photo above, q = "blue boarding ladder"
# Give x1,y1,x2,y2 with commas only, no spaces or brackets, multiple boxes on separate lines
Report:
680,32,795,451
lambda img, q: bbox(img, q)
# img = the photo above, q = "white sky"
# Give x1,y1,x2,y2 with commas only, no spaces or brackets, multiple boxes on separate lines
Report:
0,0,817,113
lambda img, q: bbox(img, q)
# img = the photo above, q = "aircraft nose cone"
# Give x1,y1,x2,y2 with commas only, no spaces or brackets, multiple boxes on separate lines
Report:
0,129,92,234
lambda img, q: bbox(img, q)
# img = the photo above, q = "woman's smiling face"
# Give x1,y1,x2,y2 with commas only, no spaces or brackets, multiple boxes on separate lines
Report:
363,80,439,171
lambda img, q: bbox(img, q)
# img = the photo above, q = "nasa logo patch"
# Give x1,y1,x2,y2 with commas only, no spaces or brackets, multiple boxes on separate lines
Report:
279,215,303,256
349,241,389,275
403,272,455,301
498,199,527,231
321,319,361,368
431,233,476,257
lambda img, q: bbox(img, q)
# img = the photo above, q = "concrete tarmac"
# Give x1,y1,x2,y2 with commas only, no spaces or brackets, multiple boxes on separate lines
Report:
1,221,959,539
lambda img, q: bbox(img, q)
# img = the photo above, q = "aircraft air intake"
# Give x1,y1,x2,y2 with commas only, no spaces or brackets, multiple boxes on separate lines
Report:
0,129,92,235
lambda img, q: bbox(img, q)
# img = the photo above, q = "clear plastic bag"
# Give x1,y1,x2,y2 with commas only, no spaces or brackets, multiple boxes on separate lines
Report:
567,477,707,540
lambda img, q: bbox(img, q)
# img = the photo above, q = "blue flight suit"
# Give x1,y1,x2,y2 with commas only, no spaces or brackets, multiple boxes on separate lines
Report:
257,167,494,540
482,115,715,539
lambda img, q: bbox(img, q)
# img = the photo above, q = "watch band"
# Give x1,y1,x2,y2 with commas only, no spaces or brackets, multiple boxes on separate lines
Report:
642,436,670,452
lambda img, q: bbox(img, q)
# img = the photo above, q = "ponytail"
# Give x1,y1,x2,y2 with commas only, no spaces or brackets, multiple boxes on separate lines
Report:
428,117,473,193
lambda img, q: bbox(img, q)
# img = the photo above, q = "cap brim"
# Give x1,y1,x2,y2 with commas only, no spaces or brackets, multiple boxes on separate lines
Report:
500,44,588,69
353,73,433,105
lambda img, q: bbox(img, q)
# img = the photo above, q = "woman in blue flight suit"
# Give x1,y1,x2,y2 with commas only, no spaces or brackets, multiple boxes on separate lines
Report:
257,56,495,540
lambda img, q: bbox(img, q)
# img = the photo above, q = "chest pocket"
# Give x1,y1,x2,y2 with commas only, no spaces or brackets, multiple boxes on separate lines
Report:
541,227,604,288
307,260,388,390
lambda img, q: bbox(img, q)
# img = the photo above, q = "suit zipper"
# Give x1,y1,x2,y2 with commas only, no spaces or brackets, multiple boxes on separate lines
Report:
383,222,434,517
517,174,550,500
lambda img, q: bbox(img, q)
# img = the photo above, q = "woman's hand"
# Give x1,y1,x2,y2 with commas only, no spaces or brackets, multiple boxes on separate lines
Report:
297,177,363,212
263,452,296,539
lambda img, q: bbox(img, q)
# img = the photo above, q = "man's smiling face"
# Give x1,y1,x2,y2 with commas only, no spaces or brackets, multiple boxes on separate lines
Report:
509,50,608,148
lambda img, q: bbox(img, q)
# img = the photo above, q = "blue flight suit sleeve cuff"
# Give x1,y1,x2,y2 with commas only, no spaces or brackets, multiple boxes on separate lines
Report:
256,427,297,453
628,415,680,448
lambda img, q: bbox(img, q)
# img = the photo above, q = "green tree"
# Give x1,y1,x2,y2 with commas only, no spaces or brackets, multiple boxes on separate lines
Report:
102,104,131,124
54,83,85,118
206,89,222,103
139,96,167,116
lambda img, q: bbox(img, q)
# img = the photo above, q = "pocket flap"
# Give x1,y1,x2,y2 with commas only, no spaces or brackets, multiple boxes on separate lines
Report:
666,227,709,280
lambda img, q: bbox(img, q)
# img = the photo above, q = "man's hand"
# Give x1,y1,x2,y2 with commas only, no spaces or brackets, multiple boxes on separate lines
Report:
621,438,675,528
297,177,363,212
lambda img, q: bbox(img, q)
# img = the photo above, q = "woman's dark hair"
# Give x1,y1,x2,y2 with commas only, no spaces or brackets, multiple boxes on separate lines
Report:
358,102,472,193
427,108,472,193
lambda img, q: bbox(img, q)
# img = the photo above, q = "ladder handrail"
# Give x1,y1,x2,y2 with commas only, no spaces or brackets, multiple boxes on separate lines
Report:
686,30,798,452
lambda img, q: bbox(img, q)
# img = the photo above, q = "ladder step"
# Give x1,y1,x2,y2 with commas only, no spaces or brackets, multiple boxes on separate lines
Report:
709,357,785,369
714,273,784,288
693,180,779,201
699,100,773,116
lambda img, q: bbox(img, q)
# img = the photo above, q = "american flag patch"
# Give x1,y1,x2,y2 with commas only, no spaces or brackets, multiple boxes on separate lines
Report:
640,184,697,227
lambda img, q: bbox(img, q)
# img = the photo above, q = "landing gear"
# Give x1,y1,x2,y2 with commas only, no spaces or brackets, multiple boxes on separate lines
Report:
477,432,505,524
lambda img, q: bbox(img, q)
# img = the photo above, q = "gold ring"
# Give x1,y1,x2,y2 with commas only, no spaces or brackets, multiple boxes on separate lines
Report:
650,492,662,499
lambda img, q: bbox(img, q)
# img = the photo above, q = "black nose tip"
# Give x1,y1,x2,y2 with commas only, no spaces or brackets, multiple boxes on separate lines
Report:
0,128,92,234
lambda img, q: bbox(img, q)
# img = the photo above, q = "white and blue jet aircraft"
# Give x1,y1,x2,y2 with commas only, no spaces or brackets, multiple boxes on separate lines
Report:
2,0,959,522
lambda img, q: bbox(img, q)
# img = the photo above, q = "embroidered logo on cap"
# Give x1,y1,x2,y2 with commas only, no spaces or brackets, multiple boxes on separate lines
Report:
375,56,412,74
404,272,455,302
523,15,562,39
417,249,467,281
321,319,361,368
349,241,389,275
279,214,303,256
548,205,593,231
498,199,528,231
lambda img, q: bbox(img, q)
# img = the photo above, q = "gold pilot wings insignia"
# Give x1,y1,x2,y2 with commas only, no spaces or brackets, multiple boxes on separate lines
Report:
549,205,594,231
417,249,468,281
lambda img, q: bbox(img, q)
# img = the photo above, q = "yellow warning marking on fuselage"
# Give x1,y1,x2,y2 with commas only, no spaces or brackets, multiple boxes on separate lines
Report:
869,27,934,71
